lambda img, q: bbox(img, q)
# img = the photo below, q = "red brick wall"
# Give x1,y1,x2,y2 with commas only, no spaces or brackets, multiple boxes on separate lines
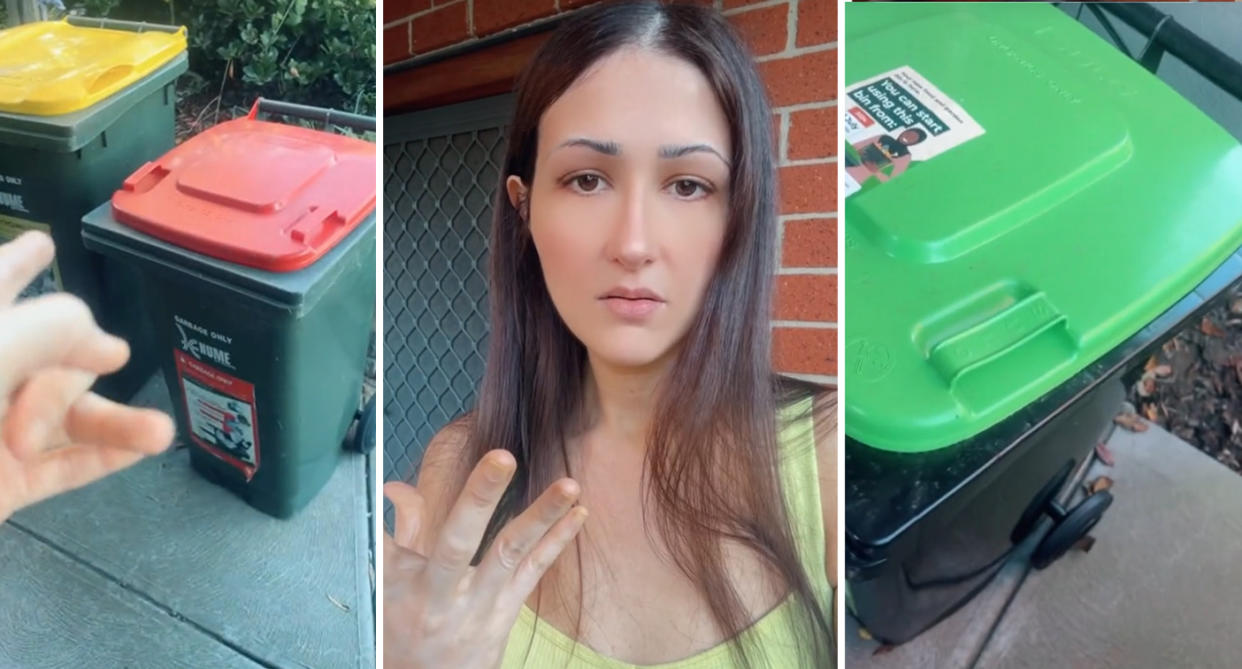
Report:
729,0,837,384
384,0,608,60
384,0,838,384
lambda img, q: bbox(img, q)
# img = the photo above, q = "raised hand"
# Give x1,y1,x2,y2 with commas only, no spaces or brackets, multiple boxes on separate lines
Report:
0,231,174,522
383,449,588,669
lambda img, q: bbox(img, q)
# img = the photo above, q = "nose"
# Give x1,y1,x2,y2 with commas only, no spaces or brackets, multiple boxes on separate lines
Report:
604,183,656,270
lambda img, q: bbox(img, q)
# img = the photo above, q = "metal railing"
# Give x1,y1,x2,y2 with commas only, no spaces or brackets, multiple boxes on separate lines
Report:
1066,2,1242,103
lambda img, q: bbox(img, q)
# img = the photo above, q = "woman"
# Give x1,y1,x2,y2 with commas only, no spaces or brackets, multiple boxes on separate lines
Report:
384,3,836,668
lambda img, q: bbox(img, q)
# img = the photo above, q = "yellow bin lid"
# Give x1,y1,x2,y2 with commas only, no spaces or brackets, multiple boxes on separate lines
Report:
0,19,186,116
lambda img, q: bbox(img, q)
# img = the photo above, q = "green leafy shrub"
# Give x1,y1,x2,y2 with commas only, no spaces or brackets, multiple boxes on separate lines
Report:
179,0,375,115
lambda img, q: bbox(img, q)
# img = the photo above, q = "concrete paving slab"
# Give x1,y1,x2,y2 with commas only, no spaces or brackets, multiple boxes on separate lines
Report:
7,373,375,669
977,420,1242,669
0,523,265,669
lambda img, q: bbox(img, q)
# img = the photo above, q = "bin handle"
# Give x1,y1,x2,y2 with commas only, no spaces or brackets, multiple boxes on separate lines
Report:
928,292,1078,412
87,65,135,94
65,16,186,37
247,98,376,134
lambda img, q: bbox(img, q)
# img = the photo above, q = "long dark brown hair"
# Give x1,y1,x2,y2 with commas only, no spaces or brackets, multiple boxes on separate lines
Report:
449,2,834,667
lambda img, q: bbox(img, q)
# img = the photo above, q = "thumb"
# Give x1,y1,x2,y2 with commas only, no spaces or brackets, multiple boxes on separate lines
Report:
384,480,425,551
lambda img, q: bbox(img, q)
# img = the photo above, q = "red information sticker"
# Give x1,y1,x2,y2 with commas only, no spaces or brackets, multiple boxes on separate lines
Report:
848,106,875,128
174,350,261,481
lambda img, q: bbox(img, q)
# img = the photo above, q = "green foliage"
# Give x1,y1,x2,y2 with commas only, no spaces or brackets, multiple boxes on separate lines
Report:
73,0,124,17
182,0,376,115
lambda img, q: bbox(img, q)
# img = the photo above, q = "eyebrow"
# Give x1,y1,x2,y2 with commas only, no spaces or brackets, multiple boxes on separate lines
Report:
555,138,731,167
659,143,729,166
557,138,621,156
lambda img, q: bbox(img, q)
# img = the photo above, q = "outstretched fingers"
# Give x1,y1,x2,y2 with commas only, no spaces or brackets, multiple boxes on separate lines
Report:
472,477,583,601
504,505,588,610
421,450,516,602
0,231,54,306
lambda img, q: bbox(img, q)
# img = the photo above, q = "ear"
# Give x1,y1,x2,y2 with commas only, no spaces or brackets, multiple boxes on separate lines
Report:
505,176,529,220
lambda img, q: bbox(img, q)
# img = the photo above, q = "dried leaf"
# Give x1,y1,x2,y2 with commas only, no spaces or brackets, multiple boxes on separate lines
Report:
1145,355,1159,372
1089,476,1114,494
1221,450,1241,471
873,645,896,656
1152,364,1173,378
1137,377,1156,397
1143,403,1160,422
1202,317,1226,338
327,594,350,612
858,627,873,641
1073,536,1097,553
1230,298,1242,315
1163,339,1177,355
1114,412,1149,432
1095,441,1115,466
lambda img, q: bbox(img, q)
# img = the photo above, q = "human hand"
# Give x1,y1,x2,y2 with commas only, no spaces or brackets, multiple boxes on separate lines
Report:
0,232,175,522
383,450,587,669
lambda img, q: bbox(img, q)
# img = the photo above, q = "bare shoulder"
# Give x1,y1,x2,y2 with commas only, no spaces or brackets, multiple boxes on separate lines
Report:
811,389,838,479
811,389,838,588
811,390,837,451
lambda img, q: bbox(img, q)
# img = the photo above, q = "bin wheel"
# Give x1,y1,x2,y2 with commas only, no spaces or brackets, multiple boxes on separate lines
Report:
349,396,376,454
1011,460,1075,543
1031,490,1112,570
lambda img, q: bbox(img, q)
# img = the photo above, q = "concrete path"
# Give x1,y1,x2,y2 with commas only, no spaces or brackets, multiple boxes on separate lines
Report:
0,373,375,669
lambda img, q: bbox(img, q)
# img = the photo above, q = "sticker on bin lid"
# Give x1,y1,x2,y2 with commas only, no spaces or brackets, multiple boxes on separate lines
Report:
843,66,985,198
110,106,376,273
0,19,187,116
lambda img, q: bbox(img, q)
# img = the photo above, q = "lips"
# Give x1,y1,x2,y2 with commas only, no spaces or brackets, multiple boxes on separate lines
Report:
598,286,665,321
600,286,665,301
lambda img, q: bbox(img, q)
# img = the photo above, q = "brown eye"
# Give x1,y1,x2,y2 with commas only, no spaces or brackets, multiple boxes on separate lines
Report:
674,179,703,198
574,174,601,192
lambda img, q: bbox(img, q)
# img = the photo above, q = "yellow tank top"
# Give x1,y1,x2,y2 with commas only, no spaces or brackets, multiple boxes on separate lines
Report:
501,397,833,669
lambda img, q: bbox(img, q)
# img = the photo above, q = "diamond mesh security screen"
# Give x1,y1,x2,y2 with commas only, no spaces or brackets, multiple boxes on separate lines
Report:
383,96,513,525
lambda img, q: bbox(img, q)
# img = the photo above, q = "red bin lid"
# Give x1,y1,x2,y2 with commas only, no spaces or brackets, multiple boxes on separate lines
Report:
111,108,376,272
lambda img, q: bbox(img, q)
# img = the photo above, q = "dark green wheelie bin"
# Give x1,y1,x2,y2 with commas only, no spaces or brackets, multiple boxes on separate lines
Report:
81,99,377,518
0,17,187,400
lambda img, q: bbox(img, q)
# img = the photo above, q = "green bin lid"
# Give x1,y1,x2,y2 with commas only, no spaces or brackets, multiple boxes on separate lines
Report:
844,3,1242,453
